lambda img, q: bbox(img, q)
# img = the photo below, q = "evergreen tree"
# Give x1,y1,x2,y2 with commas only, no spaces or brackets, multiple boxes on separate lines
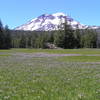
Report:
54,30,65,48
54,18,65,48
0,20,3,32
0,20,5,49
74,29,81,48
63,18,75,49
19,34,26,48
27,35,32,48
81,29,97,48
34,32,48,48
4,25,12,49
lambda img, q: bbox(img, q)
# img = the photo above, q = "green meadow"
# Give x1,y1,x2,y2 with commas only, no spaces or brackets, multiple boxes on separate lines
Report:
0,49,100,100
10,48,100,54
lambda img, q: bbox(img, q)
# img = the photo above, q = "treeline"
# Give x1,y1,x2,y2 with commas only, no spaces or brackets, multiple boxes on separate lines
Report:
11,29,97,49
0,21,12,49
0,20,98,49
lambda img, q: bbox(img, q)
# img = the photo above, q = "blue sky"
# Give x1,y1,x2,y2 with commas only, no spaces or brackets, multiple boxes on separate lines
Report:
0,0,100,29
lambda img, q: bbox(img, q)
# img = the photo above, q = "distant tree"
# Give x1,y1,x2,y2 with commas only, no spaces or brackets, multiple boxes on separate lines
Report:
0,20,4,32
19,34,26,48
74,29,81,48
54,17,76,49
27,34,32,48
34,32,48,48
54,30,65,48
81,29,97,48
31,32,38,48
0,20,5,49
4,25,12,49
47,32,54,43
63,18,75,49
54,18,65,48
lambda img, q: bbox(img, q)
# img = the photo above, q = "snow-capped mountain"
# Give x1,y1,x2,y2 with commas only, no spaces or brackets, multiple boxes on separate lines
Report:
15,12,99,31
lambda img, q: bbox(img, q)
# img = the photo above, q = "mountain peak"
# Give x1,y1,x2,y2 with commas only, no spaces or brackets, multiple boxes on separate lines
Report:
15,12,99,31
52,12,66,16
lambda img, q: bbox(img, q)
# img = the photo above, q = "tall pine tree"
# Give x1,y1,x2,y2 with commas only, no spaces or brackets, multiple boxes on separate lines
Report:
4,25,12,49
0,20,5,49
63,17,75,49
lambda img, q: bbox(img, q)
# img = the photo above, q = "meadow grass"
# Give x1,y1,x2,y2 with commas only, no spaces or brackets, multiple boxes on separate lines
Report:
0,54,10,57
57,56,100,62
1,48,100,54
18,48,100,54
0,49,100,100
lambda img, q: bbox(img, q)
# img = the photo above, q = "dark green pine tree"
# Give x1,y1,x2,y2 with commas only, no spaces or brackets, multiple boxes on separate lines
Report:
19,34,26,48
63,17,75,49
81,29,97,48
34,33,48,48
54,30,65,48
4,25,12,49
54,18,65,48
27,35,32,48
0,20,5,49
74,29,81,48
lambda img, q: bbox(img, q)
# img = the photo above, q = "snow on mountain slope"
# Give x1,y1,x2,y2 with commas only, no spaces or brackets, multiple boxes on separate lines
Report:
15,12,99,31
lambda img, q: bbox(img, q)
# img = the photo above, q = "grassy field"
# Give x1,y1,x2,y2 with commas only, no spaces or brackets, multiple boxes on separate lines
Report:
0,49,100,100
1,48,100,54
